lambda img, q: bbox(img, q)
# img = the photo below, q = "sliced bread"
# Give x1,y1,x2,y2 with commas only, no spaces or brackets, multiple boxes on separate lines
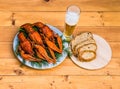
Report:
73,38,96,55
78,50,96,62
78,43,97,54
71,32,93,50
71,32,97,62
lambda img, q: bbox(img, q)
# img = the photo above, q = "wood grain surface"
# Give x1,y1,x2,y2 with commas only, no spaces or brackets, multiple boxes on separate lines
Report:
0,76,120,89
0,0,120,11
0,12,120,26
0,0,120,89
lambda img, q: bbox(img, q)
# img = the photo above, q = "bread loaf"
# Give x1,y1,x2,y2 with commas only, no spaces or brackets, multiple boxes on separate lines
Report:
71,32,97,62
71,32,93,50
73,38,96,55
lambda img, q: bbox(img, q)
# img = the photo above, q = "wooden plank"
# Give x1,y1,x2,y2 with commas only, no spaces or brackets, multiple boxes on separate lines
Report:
0,40,119,58
0,0,120,11
0,12,12,26
0,76,120,89
13,12,120,26
0,26,120,42
0,26,18,42
0,57,119,76
103,12,120,26
74,27,120,42
0,12,120,26
13,12,102,26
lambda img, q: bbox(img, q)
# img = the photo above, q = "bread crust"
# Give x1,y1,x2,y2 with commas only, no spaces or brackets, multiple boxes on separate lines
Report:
70,32,93,50
77,43,97,54
73,38,96,55
78,50,96,62
70,32,97,62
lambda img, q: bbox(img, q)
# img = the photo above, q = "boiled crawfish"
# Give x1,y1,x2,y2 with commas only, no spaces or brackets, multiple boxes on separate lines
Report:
18,32,41,61
18,22,63,63
21,23,44,46
34,22,63,53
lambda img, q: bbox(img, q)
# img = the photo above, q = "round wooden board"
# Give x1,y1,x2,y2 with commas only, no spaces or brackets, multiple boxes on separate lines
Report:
70,34,112,70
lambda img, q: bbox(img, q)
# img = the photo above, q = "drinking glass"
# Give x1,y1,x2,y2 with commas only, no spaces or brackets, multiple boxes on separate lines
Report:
63,5,80,41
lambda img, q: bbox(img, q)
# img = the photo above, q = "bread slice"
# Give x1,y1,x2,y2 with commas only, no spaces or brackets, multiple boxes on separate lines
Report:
78,50,96,62
78,43,97,54
71,32,93,50
73,38,96,55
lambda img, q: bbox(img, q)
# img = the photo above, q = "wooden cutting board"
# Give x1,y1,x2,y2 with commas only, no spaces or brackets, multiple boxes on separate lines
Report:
70,34,112,70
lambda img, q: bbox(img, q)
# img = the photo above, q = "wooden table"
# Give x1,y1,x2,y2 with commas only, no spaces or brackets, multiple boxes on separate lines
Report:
0,0,120,89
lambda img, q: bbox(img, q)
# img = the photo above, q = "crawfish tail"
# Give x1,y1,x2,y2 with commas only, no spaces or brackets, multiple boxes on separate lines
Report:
45,38,62,53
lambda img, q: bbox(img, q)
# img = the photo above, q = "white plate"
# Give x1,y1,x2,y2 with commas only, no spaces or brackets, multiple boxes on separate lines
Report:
13,24,68,69
70,34,112,70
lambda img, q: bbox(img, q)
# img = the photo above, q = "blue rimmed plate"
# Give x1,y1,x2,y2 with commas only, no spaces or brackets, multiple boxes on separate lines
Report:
13,24,68,69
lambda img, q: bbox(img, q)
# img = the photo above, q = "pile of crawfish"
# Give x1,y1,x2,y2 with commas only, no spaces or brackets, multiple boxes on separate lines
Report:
18,22,63,63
